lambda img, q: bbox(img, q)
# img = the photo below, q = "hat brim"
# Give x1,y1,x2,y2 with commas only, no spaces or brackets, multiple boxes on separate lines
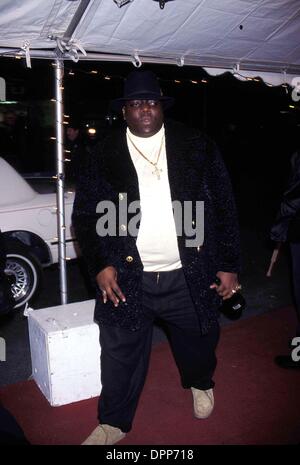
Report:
110,95,174,113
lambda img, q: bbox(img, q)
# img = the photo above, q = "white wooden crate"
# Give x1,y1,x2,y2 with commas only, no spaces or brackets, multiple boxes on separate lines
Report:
28,300,101,406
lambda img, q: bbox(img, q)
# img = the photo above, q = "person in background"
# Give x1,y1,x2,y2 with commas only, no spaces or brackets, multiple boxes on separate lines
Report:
66,123,81,151
271,150,300,369
72,70,241,445
65,120,86,185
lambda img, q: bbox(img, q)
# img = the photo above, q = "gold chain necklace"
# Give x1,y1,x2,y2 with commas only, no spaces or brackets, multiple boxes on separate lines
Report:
128,133,165,180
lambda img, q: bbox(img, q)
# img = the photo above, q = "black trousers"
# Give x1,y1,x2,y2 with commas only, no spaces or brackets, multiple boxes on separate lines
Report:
98,268,220,433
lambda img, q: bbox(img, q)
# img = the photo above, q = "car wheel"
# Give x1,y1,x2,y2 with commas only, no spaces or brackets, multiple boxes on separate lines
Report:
4,247,43,309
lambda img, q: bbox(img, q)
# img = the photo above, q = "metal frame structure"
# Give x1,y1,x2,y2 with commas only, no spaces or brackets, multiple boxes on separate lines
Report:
54,59,68,304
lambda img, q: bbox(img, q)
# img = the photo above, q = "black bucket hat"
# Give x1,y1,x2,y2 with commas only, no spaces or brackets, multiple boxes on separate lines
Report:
111,70,174,113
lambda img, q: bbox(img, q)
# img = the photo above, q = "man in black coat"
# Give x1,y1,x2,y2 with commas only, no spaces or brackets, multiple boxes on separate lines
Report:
72,71,241,445
271,150,300,369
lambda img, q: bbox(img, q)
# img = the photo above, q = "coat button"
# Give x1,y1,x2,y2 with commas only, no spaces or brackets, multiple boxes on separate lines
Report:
120,224,127,232
126,256,133,263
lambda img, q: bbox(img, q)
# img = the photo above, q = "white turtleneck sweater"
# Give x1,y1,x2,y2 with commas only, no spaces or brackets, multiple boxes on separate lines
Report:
127,125,182,272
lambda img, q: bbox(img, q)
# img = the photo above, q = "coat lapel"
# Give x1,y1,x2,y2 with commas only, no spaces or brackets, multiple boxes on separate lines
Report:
101,121,205,203
102,129,140,201
165,121,195,202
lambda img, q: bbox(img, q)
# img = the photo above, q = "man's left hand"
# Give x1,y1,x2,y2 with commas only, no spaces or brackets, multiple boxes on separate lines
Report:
210,271,240,300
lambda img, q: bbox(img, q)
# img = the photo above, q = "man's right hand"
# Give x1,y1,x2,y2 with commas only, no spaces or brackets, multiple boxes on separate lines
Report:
96,266,126,307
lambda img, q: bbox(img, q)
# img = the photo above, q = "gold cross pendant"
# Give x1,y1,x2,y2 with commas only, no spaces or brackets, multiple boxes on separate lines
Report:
152,165,162,180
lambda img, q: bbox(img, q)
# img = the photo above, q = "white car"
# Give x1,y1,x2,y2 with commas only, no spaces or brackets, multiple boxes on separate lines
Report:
0,157,77,308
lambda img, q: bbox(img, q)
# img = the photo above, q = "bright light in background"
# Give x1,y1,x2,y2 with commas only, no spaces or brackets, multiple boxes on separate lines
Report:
88,128,96,135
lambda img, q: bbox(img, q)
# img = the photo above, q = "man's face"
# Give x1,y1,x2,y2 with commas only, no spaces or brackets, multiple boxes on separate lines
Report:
4,112,17,126
66,127,79,141
122,100,164,137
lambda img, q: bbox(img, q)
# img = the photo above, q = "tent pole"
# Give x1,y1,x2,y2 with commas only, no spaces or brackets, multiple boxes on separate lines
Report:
54,58,68,305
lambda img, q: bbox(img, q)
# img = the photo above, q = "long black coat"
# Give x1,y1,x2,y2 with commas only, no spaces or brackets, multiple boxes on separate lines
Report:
72,120,241,334
271,151,300,243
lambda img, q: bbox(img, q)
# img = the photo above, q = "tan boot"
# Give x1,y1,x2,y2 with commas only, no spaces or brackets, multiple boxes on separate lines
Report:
191,387,214,419
81,424,126,445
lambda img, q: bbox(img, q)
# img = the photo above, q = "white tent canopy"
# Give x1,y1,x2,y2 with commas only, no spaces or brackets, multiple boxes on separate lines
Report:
1,0,300,86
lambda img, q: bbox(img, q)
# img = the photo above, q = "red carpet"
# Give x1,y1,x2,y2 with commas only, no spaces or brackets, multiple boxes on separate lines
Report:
1,306,300,445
